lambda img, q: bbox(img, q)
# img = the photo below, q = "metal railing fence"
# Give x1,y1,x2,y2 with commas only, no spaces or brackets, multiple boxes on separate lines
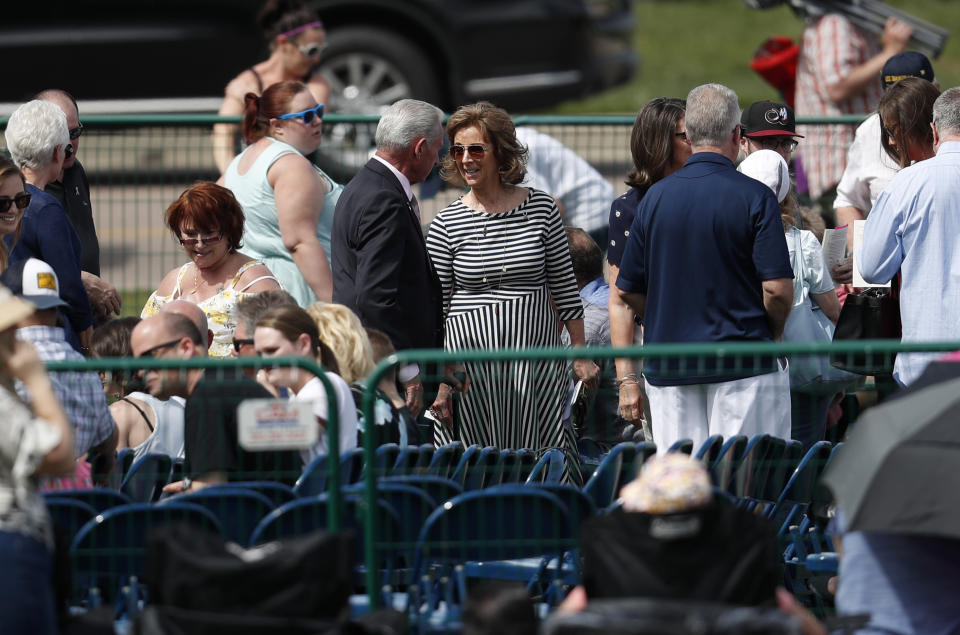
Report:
0,113,868,309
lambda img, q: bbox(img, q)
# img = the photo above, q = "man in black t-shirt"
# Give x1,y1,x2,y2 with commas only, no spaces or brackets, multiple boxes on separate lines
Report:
36,89,121,323
130,313,300,493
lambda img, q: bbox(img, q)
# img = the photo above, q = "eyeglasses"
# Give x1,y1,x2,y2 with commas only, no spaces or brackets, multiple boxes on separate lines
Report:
754,137,799,153
298,42,326,58
69,123,84,140
675,131,689,143
138,338,182,360
450,144,489,159
232,338,255,354
178,231,223,248
276,104,325,124
0,193,31,213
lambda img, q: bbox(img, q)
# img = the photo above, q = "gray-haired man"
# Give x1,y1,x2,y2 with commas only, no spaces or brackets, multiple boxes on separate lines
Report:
330,99,446,416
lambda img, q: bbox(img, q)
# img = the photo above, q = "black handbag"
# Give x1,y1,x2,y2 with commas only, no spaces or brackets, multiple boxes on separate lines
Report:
830,283,901,375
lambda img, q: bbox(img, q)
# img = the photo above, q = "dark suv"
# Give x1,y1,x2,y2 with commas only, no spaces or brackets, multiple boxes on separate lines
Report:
2,0,635,113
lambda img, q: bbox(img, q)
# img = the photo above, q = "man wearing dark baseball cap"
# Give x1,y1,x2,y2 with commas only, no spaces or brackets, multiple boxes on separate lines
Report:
833,51,937,262
740,100,804,164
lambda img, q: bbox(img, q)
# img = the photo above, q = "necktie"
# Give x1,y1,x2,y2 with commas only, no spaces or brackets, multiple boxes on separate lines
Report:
410,194,422,223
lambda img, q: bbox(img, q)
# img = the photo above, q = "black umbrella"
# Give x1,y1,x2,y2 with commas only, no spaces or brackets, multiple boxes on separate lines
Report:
821,373,960,538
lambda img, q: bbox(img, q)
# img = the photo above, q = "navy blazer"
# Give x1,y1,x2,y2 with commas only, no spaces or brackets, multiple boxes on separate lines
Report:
330,158,444,351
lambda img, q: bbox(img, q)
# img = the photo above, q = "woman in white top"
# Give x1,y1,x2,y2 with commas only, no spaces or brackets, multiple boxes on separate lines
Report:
0,285,75,634
254,304,357,464
220,80,341,306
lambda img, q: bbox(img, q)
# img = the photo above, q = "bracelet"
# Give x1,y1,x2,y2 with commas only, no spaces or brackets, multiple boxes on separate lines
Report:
616,373,639,388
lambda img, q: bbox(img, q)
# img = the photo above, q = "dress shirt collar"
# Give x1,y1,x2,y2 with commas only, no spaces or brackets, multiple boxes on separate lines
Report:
372,154,414,200
579,277,609,305
936,140,960,156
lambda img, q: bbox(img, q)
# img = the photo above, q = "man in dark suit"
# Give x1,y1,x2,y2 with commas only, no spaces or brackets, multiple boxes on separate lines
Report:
331,99,446,416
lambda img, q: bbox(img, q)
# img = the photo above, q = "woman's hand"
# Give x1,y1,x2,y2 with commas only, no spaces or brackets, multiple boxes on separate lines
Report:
5,340,46,382
428,384,455,430
573,358,599,390
402,377,425,419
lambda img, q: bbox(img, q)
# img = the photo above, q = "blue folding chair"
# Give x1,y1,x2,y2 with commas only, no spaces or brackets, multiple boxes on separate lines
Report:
463,446,502,490
108,447,135,490
393,445,421,476
694,435,724,465
120,453,173,502
45,498,98,545
499,449,521,483
377,475,462,507
44,488,131,513
666,438,694,455
515,449,537,483
709,434,748,492
582,442,637,510
294,449,365,497
415,444,435,472
731,434,777,498
70,502,222,602
426,443,463,479
409,486,576,620
529,482,597,539
167,486,276,546
525,448,565,484
448,445,481,489
374,444,401,478
765,441,834,535
636,441,657,464
227,481,297,507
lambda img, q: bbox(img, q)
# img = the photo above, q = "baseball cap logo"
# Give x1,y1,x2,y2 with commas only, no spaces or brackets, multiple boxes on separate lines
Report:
36,272,57,290
764,107,789,126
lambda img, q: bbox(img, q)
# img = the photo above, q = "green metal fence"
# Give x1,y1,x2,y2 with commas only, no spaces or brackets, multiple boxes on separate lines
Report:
0,113,868,312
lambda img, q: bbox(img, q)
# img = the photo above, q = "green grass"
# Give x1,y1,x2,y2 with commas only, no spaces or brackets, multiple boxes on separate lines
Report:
544,0,960,114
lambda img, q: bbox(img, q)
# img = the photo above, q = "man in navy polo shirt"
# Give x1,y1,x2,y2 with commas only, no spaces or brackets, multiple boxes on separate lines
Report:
615,83,794,451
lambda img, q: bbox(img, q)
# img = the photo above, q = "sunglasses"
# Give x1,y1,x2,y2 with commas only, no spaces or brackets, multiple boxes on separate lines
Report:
277,104,325,124
298,42,326,58
755,137,799,153
451,143,489,159
138,338,182,360
232,338,255,354
0,193,31,214
69,123,84,140
179,231,223,248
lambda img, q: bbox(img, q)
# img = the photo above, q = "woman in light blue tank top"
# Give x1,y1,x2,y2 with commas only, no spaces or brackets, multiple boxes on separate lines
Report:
221,80,340,307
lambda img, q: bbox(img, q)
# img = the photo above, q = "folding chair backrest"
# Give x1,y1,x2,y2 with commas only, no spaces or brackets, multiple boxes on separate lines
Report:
415,444,435,472
450,445,481,488
378,475,463,507
413,486,573,578
666,438,694,455
340,448,365,485
733,434,776,498
70,502,222,602
374,444,401,478
516,449,537,483
583,443,636,509
767,441,834,532
530,483,597,540
525,448,565,484
426,443,462,479
170,486,276,546
45,498,98,545
710,435,747,492
108,448,135,490
464,446,502,490
636,441,657,463
695,435,725,465
120,453,173,502
228,481,297,507
44,488,131,513
394,445,420,476
294,453,328,497
499,449,521,484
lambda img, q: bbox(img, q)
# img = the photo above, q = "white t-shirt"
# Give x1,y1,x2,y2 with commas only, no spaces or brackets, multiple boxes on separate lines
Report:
833,113,899,215
294,373,358,465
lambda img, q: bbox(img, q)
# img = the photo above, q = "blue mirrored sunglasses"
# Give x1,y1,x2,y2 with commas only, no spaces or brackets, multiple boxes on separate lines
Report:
276,104,324,124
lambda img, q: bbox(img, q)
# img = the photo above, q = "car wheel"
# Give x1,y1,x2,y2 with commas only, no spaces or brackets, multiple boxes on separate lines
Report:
315,26,444,180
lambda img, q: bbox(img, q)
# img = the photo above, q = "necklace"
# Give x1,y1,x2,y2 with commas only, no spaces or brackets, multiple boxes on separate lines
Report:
193,264,225,296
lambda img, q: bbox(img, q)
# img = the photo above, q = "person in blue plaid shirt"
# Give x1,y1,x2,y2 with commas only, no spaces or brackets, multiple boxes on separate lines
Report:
0,258,115,473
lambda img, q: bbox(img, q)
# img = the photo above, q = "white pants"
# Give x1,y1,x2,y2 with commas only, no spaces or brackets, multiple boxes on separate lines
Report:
646,362,791,453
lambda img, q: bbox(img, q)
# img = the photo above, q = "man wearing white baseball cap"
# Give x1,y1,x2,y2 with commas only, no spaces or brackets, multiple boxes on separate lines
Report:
0,258,116,468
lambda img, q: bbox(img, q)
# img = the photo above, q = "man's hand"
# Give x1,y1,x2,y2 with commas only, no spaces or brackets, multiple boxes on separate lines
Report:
402,376,424,418
81,271,121,319
573,358,599,390
428,382,455,430
881,17,913,55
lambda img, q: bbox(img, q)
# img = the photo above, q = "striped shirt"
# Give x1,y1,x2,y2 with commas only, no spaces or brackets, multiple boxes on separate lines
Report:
795,14,882,199
425,188,584,323
15,326,114,457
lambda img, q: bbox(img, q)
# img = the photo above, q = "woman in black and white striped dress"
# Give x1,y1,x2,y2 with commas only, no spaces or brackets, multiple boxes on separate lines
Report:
425,102,598,484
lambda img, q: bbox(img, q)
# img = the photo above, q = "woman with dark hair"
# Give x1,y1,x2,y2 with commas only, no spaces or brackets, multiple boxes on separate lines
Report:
221,80,340,306
879,76,941,169
214,0,330,172
607,97,691,434
254,304,357,462
0,155,28,272
91,316,186,460
141,182,281,357
425,102,598,484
